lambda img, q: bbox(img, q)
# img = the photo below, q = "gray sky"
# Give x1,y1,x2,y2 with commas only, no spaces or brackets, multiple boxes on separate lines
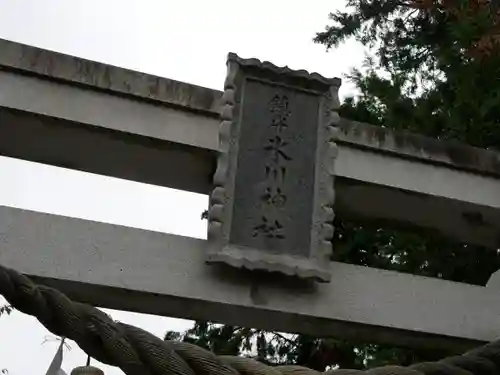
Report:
0,0,364,374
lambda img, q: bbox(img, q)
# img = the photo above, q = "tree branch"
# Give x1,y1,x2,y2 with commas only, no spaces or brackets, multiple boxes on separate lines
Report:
272,332,296,345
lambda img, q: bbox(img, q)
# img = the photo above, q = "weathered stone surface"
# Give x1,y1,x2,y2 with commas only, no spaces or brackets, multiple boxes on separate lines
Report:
337,117,500,176
207,53,341,282
230,79,319,257
0,38,221,115
0,205,495,351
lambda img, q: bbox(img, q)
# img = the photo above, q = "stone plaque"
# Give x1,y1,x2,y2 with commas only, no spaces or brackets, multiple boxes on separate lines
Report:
207,53,341,282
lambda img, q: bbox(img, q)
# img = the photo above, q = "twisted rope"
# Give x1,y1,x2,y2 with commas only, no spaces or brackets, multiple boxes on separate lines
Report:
0,264,498,375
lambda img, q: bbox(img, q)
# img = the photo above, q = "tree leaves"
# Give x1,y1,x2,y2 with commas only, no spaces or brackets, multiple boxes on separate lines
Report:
0,305,12,317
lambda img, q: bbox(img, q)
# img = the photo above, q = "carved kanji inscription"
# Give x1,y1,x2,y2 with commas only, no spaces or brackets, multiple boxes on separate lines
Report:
229,79,320,256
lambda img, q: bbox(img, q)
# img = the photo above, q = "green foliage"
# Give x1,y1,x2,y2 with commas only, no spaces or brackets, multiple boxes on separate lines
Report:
333,219,500,286
0,305,12,374
165,323,254,358
165,321,448,370
171,1,500,370
165,323,362,369
316,0,500,148
0,305,12,317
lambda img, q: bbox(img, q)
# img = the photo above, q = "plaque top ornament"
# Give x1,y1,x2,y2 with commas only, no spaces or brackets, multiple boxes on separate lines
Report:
207,53,341,282
226,52,342,87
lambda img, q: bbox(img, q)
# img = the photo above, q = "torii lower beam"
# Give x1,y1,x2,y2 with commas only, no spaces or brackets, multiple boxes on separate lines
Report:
0,204,498,353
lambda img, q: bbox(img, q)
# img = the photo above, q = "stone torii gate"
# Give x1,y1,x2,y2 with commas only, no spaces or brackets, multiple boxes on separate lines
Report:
1,38,500,369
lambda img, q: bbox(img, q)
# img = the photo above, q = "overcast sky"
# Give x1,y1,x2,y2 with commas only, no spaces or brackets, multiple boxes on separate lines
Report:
0,1,364,374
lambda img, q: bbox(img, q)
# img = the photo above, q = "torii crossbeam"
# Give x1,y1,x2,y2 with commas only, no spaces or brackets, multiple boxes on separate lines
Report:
1,38,500,352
